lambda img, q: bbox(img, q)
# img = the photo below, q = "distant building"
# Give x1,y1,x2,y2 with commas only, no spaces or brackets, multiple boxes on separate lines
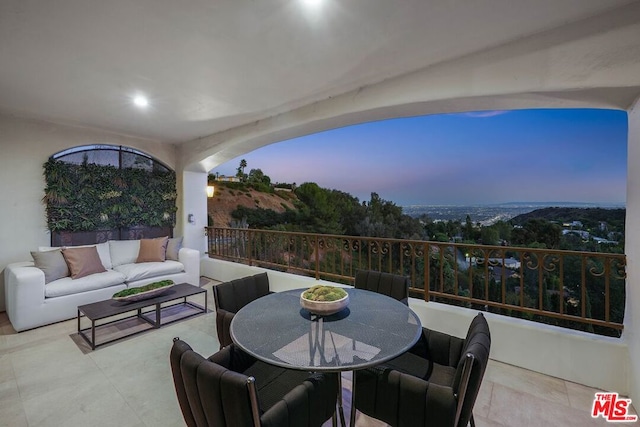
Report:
562,220,583,229
608,231,623,241
562,229,590,239
487,257,521,269
217,175,240,182
592,237,618,245
490,266,520,283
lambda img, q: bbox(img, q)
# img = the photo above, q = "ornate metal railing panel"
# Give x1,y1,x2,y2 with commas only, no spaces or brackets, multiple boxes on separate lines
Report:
206,227,626,336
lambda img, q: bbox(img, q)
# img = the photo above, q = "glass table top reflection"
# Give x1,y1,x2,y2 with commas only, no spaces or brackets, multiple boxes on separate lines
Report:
230,288,422,372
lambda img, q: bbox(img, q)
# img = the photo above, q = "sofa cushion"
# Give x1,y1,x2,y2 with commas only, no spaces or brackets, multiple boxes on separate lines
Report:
136,237,169,263
113,260,185,282
62,246,107,279
166,237,183,261
39,242,112,270
44,270,126,298
31,249,70,284
109,240,140,267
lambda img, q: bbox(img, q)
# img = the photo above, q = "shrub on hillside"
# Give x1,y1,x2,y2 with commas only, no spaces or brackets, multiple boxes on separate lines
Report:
221,182,247,191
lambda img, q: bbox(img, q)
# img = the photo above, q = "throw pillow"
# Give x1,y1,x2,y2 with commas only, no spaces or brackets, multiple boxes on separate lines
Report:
31,249,70,284
166,237,183,261
136,237,169,263
40,242,112,269
109,240,140,267
61,246,107,279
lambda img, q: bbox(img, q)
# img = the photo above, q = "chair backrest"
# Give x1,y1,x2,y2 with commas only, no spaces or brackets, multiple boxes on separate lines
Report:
213,272,270,313
170,338,198,427
354,270,409,305
213,273,272,348
171,338,338,427
170,338,258,427
452,313,491,427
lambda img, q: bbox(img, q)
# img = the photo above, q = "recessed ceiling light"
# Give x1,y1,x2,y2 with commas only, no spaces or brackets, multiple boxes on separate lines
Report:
302,0,322,6
133,95,149,108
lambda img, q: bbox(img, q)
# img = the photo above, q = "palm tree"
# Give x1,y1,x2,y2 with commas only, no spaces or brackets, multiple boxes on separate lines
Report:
239,159,247,174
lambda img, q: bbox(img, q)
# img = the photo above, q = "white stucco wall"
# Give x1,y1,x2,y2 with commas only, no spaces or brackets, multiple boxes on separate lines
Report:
179,171,208,255
625,100,640,404
0,115,179,312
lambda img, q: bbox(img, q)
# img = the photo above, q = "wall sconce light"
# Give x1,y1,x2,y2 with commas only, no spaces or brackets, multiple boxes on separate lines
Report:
206,185,215,198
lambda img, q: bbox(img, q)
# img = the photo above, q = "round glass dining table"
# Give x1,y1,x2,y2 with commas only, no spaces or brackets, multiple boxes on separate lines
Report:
230,287,422,426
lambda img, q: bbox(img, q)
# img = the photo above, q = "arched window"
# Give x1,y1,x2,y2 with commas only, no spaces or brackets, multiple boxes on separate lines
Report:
51,144,171,173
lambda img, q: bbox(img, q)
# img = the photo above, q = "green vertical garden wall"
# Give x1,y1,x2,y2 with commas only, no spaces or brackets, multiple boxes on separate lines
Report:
43,159,177,232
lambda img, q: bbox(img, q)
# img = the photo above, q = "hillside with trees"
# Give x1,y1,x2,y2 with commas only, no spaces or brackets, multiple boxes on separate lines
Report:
208,161,424,239
207,160,626,337
511,207,625,230
207,183,296,228
209,160,625,253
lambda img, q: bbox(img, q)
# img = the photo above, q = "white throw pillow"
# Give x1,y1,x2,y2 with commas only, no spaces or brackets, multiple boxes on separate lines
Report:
109,240,141,267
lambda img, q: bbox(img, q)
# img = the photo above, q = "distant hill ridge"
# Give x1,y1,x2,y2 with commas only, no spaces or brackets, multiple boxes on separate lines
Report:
208,177,625,231
511,207,626,226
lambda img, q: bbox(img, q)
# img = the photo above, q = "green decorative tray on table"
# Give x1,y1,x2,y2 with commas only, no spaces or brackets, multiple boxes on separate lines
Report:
112,280,175,302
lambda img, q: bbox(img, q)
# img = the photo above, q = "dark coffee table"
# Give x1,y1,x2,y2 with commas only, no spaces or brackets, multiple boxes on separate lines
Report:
77,283,207,350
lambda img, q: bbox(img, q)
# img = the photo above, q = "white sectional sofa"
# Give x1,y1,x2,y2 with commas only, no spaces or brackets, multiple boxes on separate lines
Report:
4,239,200,332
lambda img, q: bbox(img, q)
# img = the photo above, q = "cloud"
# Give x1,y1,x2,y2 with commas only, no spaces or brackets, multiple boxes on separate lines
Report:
462,110,509,118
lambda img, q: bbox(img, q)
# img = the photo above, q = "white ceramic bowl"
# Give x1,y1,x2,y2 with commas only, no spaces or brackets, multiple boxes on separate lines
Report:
300,290,349,316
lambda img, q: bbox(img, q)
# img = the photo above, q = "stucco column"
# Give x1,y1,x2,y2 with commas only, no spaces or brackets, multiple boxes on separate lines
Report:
176,170,208,255
625,99,640,402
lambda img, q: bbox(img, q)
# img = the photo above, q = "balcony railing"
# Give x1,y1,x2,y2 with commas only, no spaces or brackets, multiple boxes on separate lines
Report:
205,227,626,337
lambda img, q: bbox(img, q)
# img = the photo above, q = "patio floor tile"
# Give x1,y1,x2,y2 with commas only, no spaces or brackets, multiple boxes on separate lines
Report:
0,278,634,426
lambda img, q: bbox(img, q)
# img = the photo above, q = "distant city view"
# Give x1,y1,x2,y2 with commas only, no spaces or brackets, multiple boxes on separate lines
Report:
207,108,628,339
402,202,626,225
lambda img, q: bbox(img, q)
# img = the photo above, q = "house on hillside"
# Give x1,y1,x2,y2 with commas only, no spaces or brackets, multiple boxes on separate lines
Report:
487,257,521,269
562,229,590,239
216,175,241,183
562,220,584,229
593,236,619,245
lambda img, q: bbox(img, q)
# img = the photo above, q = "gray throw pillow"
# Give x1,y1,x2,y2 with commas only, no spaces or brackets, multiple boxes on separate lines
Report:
166,237,183,261
31,249,70,284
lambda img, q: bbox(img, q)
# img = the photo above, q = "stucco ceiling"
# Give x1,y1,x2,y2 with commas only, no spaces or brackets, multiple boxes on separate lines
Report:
0,0,636,143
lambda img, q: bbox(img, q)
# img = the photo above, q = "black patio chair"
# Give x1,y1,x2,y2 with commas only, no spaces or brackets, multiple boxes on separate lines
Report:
170,338,338,427
354,270,409,305
212,272,271,348
354,313,491,427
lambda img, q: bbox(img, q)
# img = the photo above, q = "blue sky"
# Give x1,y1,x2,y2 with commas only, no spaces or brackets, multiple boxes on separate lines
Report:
211,109,627,206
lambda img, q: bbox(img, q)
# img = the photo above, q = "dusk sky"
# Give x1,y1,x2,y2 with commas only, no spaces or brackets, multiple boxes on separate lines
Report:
211,109,627,206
